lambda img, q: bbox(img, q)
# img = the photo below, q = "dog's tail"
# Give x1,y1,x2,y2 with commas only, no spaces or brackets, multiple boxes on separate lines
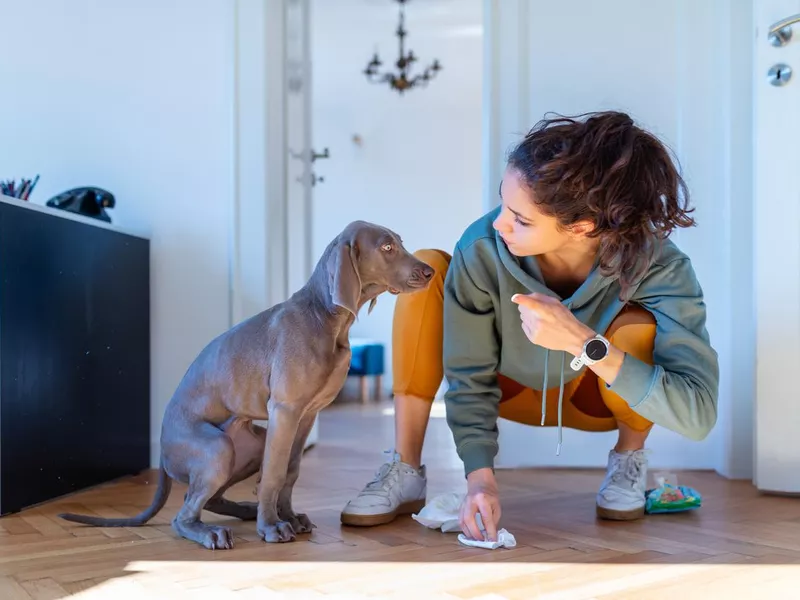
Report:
58,465,172,527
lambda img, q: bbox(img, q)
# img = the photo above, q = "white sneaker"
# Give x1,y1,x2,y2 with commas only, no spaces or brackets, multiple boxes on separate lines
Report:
341,451,427,527
596,448,648,520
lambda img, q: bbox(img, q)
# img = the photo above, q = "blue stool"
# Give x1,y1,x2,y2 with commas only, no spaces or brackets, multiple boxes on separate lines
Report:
348,337,385,403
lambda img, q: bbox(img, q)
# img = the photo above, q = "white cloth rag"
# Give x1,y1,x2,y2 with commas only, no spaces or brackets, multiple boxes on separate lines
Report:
411,492,517,550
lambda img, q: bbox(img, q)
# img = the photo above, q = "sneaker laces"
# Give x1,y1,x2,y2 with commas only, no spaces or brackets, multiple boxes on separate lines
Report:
361,450,402,496
610,450,647,488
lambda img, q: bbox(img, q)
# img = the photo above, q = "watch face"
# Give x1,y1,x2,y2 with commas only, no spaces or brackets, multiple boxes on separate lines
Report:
585,338,607,361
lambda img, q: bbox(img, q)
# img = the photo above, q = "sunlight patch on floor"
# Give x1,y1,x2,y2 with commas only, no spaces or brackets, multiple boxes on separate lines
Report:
60,559,800,599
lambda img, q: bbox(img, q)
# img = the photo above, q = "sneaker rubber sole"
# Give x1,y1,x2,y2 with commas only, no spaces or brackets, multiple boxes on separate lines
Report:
596,504,646,521
340,499,427,527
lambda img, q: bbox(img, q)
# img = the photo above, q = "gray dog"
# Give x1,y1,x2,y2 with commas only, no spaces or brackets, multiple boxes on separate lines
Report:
58,221,434,549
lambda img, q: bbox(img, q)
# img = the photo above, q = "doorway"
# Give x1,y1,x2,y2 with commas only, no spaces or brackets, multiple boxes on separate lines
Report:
309,0,485,410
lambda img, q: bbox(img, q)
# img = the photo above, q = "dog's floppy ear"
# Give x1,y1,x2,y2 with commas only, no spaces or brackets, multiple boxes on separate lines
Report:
330,241,361,316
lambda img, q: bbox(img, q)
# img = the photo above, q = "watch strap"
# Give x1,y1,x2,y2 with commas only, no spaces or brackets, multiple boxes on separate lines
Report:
570,334,609,371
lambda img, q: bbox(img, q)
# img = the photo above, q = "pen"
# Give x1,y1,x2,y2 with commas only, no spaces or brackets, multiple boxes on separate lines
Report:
26,174,40,199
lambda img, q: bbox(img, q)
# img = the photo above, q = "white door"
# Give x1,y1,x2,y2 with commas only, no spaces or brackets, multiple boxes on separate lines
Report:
285,0,316,298
754,0,800,493
233,0,318,449
484,0,753,474
284,0,320,449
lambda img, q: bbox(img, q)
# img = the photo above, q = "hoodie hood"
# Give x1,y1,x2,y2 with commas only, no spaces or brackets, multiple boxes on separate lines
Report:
493,225,617,455
494,225,614,309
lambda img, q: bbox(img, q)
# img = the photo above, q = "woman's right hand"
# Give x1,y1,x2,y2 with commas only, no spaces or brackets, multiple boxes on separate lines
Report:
460,468,502,542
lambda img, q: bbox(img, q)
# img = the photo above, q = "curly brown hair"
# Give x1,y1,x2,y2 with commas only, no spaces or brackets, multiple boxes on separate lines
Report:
506,110,696,300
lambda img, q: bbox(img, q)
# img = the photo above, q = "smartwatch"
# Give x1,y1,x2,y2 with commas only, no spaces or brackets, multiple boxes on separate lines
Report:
570,334,610,371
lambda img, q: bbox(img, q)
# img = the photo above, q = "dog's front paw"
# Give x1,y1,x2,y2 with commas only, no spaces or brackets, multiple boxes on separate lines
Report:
202,525,235,550
258,520,296,543
289,513,316,534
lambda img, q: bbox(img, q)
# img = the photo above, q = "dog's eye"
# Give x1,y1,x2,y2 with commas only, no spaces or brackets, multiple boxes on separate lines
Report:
381,243,393,252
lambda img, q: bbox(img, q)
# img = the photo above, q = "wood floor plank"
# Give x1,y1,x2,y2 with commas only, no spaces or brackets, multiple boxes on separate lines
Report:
0,577,33,600
1,401,798,598
19,578,70,600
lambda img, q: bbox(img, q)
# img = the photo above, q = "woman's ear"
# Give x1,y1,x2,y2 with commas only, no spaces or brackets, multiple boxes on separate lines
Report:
568,219,595,237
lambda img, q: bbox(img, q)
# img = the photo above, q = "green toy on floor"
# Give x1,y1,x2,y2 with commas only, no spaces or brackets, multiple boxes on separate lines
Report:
645,474,702,514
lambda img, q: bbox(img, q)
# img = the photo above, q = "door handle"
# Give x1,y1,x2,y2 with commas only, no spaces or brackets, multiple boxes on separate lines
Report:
768,13,800,47
311,147,330,163
289,147,330,162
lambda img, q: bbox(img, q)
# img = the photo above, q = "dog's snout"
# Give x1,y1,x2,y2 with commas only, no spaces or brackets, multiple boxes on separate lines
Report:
413,264,435,282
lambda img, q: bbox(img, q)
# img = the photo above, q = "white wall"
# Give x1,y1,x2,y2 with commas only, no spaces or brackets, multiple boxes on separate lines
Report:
310,0,484,391
0,0,236,466
484,0,754,476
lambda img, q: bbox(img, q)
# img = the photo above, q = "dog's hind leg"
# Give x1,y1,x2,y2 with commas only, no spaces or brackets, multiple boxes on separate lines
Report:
205,496,258,521
203,423,266,521
165,422,237,550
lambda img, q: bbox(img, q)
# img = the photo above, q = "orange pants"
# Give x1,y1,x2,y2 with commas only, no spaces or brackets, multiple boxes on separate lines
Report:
391,249,654,432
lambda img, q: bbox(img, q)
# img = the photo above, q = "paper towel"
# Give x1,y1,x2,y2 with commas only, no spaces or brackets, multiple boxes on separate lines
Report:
411,491,464,533
411,492,517,550
458,529,516,549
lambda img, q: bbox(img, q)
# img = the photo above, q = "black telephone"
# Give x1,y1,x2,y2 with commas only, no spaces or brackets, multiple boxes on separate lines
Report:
46,187,116,223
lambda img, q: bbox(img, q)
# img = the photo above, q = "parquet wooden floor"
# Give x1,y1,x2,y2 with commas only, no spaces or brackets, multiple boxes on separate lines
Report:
2,401,799,599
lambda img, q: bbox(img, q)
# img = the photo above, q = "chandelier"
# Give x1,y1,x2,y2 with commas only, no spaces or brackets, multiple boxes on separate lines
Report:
363,0,442,94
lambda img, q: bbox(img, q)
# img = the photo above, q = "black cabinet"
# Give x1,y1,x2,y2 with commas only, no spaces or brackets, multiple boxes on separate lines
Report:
0,197,150,515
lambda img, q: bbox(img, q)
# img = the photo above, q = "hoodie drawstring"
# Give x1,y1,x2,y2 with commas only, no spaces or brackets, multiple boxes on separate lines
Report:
541,301,573,456
540,348,567,456
556,351,566,455
540,351,548,426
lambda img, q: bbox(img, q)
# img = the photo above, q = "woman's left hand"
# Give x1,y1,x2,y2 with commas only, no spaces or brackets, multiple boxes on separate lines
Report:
511,293,595,356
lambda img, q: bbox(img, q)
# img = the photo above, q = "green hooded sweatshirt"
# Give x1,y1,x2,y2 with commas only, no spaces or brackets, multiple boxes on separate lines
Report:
442,207,720,477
